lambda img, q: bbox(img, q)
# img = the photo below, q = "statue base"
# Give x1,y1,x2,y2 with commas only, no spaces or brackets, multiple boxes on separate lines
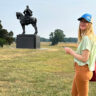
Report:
16,34,40,49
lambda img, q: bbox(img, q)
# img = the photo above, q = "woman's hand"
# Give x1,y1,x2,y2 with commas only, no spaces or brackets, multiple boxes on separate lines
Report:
64,47,75,55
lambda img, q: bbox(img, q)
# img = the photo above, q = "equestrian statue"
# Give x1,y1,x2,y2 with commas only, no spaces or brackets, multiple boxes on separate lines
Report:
16,5,38,35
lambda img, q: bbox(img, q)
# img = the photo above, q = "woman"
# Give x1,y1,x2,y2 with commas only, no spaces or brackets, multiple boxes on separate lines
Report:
64,13,96,96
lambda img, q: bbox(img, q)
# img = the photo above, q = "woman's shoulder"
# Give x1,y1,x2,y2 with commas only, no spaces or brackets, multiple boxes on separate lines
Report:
83,35,96,42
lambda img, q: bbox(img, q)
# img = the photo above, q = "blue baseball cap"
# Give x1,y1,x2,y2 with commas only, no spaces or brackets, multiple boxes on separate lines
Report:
78,13,92,23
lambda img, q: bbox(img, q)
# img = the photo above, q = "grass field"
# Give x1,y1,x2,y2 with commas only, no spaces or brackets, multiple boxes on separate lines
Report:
0,42,96,96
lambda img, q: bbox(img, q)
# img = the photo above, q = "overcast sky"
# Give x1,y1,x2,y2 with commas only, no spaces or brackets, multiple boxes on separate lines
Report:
0,0,96,38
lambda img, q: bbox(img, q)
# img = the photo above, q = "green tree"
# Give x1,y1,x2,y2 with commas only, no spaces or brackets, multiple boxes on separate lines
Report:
49,29,65,45
0,20,2,29
0,38,6,47
6,31,14,45
0,21,14,47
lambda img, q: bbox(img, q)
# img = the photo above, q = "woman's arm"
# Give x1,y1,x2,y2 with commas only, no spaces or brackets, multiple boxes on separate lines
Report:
64,47,90,63
71,50,90,63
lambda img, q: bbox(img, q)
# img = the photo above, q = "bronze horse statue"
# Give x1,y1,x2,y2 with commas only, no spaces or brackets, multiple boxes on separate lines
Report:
16,12,38,35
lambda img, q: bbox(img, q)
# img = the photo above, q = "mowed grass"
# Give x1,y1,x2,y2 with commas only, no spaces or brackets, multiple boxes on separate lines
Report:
0,42,96,96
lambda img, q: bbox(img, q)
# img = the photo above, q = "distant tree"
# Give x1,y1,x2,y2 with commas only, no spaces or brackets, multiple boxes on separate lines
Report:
8,31,14,37
0,38,6,47
6,31,14,45
0,21,14,47
0,20,2,29
0,29,8,39
49,29,65,45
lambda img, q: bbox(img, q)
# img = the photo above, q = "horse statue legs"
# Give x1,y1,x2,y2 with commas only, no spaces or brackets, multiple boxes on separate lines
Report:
32,23,38,35
21,23,38,35
31,18,38,35
21,24,25,34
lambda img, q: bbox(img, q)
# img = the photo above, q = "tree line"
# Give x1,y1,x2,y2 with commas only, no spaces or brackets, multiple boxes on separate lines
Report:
40,37,77,43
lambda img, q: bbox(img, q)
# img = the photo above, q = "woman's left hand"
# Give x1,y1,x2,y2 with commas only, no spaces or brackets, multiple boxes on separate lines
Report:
64,47,75,55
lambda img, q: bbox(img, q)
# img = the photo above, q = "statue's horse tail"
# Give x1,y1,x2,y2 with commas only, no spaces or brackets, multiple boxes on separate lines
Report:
35,18,37,23
32,17,37,24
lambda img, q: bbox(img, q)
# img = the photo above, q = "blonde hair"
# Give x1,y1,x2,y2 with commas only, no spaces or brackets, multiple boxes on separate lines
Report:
78,22,96,43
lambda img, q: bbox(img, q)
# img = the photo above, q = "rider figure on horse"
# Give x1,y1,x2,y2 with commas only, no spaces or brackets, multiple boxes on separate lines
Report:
23,5,32,21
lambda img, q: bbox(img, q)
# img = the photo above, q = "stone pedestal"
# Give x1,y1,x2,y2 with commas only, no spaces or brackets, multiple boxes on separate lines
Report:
16,34,40,49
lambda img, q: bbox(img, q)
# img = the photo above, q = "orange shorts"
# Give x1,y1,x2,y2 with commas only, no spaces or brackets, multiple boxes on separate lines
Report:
71,62,93,96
